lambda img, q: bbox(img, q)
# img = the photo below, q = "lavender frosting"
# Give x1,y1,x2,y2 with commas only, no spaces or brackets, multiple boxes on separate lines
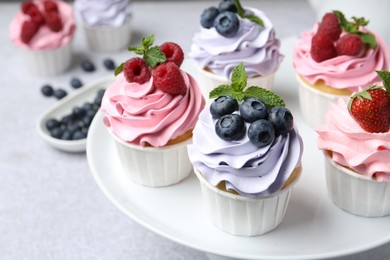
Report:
188,105,303,197
189,7,283,79
74,0,132,27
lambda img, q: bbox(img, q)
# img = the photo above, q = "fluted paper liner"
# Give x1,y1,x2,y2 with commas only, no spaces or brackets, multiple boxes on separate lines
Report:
324,151,390,217
194,167,302,236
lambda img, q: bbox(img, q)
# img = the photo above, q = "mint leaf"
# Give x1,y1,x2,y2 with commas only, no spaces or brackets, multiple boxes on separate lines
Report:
243,14,264,27
144,46,166,67
376,71,390,94
231,63,247,92
114,62,124,76
233,0,245,17
142,35,154,50
243,87,285,107
209,84,245,101
359,32,377,49
128,47,144,55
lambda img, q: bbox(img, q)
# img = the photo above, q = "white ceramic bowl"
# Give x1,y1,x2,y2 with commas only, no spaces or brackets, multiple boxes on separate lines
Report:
194,168,301,236
324,151,390,217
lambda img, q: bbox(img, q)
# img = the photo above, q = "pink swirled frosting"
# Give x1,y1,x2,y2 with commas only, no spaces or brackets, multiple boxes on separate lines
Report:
317,99,390,182
189,7,283,79
188,105,303,197
101,71,205,147
9,0,76,51
293,25,390,92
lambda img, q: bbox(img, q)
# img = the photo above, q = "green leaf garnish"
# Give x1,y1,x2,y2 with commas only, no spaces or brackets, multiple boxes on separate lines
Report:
126,34,166,68
114,62,124,76
209,63,285,107
233,0,264,27
141,35,154,50
376,70,390,95
333,10,377,49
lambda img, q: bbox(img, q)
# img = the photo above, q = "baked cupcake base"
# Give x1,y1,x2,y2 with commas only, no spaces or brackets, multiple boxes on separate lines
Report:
194,167,302,236
324,151,390,217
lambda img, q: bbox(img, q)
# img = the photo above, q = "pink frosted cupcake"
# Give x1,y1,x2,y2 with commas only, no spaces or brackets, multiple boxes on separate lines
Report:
317,71,390,217
9,0,76,76
293,11,389,127
101,35,205,187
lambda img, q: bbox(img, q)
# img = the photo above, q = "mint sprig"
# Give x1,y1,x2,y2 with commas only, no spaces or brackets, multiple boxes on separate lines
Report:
333,10,377,49
376,70,390,95
114,35,166,76
233,0,264,27
209,63,285,107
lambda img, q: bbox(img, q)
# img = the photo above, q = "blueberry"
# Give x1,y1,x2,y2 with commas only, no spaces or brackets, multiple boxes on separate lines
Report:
45,118,60,131
214,11,239,38
70,77,83,89
53,88,67,100
268,107,294,135
41,84,54,97
82,115,93,126
72,107,86,118
200,7,220,29
210,96,239,118
61,130,72,140
97,88,106,98
81,59,95,72
81,127,89,136
103,58,116,70
218,0,237,12
82,102,94,111
94,95,103,107
67,122,81,134
215,114,246,141
239,98,268,123
72,130,87,140
86,109,97,118
60,114,74,125
248,119,275,148
50,127,63,139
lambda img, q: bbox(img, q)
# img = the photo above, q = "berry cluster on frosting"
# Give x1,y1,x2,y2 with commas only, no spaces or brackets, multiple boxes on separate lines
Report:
115,35,187,96
348,70,390,133
209,63,293,147
311,10,377,62
200,0,264,38
20,0,63,44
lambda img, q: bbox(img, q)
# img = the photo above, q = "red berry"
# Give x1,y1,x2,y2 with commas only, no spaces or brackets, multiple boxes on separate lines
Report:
21,1,37,14
123,57,152,84
349,87,390,133
336,34,364,56
43,0,58,13
160,42,184,67
153,62,187,96
20,20,39,44
310,33,337,62
45,12,63,32
28,8,45,26
317,12,341,41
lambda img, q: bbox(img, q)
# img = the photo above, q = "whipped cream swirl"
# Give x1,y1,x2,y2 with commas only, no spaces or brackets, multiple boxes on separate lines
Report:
188,105,303,197
101,71,205,147
75,0,132,27
293,25,390,92
317,99,390,182
189,8,283,79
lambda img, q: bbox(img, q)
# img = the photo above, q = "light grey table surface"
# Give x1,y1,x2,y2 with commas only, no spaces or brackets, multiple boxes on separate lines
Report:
1,1,390,259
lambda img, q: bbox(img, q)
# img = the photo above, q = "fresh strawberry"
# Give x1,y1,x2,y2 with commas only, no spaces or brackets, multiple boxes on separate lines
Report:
348,86,390,133
43,0,58,13
153,62,187,96
45,11,63,32
317,12,342,41
20,20,39,44
159,42,184,67
310,33,337,62
123,57,151,84
336,34,364,56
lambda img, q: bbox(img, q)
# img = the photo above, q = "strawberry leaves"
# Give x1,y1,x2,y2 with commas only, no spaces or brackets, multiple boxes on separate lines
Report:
376,70,390,95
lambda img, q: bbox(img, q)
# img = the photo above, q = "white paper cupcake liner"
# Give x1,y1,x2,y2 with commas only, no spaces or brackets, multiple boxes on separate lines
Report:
194,168,301,236
83,19,132,52
19,42,72,77
297,75,349,128
110,130,193,187
324,151,390,217
196,66,275,103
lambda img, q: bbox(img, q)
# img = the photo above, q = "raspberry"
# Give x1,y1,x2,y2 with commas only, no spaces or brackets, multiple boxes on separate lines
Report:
317,12,341,41
310,33,337,62
43,0,58,13
160,42,184,67
153,62,187,96
20,20,39,44
28,8,45,26
336,34,363,56
45,12,63,32
123,57,151,84
21,1,37,14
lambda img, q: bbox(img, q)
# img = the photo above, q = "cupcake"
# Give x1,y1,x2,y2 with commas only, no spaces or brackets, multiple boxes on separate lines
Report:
188,64,303,236
101,35,205,187
293,10,389,127
316,70,390,217
189,0,283,98
9,0,76,76
74,0,132,52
